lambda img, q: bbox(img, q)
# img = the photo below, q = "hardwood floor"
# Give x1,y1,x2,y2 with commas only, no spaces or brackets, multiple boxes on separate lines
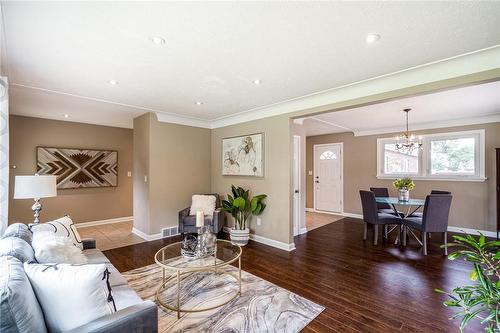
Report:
103,218,479,332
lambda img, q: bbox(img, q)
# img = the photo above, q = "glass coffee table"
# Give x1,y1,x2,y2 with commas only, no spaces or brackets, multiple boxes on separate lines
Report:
154,239,242,318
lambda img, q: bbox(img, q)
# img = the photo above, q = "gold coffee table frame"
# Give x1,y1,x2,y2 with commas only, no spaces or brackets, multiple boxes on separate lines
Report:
154,239,242,319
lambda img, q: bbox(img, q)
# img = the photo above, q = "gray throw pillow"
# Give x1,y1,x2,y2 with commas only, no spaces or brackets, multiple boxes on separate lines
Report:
3,223,32,245
0,237,35,263
0,256,47,333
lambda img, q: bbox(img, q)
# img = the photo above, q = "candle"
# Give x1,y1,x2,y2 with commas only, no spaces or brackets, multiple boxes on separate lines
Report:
196,211,204,228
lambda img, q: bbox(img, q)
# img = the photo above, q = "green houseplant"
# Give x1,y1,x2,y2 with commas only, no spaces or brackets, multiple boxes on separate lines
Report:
435,234,500,332
221,185,267,246
393,177,415,201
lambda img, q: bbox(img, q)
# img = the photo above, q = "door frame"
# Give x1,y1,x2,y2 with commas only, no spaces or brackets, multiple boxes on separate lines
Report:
313,142,344,213
292,135,302,236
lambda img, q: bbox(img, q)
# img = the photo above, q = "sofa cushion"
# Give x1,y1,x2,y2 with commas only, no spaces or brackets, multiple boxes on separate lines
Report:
30,215,83,249
32,231,87,264
112,284,144,311
0,256,47,333
2,223,32,244
0,237,35,263
24,262,116,333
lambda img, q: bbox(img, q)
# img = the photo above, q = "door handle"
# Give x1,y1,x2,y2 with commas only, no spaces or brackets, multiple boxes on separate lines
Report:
294,189,299,194
315,180,319,183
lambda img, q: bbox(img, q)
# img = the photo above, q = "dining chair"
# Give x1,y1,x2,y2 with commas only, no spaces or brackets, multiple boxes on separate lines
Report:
402,194,452,255
369,187,395,215
359,190,402,245
410,190,451,218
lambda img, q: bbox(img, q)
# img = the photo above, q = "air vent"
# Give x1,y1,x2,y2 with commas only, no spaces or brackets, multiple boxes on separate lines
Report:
161,226,179,238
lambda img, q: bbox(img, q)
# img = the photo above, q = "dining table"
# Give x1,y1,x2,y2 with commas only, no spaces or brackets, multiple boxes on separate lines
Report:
375,197,426,245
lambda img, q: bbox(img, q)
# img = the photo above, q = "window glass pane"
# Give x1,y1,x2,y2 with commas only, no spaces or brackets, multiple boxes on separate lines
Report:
319,150,337,160
383,143,419,174
430,137,475,175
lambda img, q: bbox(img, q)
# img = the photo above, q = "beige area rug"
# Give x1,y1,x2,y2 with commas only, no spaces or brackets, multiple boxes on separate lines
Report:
122,263,324,333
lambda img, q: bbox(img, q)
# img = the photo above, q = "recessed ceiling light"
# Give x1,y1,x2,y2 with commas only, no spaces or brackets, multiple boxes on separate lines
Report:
150,36,166,45
366,33,381,44
64,114,69,118
108,79,118,85
196,101,203,105
253,79,261,85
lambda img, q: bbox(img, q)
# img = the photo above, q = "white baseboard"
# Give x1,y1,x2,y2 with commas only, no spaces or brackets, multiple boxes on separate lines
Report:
299,227,308,235
305,208,362,219
341,212,363,219
223,227,295,252
131,227,162,241
75,216,133,228
447,226,496,238
305,207,315,212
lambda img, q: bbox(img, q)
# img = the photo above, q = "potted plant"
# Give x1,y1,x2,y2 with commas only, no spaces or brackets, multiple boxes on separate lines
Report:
221,185,267,246
435,234,500,332
393,177,415,201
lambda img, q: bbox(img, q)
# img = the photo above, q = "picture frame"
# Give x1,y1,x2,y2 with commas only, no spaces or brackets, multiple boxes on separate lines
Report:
222,133,264,177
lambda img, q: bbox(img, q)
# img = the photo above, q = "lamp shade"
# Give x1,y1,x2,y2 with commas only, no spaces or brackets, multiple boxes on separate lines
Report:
14,175,57,199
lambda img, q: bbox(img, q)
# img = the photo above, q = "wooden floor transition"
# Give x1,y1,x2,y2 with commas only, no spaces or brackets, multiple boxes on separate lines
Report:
103,217,480,333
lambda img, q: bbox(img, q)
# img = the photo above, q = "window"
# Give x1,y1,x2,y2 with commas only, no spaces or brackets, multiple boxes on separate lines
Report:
377,129,485,181
320,150,337,160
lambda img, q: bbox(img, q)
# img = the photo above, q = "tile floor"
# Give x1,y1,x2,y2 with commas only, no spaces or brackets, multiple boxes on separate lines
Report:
305,211,344,231
77,221,145,251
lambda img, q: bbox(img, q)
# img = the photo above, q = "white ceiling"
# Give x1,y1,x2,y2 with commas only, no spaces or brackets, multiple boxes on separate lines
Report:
2,1,500,128
298,80,500,137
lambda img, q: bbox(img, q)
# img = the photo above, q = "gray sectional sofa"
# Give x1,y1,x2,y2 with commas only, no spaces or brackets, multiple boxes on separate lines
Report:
0,223,158,333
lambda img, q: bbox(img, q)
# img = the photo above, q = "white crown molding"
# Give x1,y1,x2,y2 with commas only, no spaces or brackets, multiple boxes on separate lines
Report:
210,45,500,129
154,112,211,129
353,113,500,137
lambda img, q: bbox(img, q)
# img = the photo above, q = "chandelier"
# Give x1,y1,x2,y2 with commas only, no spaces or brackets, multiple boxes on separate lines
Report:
395,108,422,153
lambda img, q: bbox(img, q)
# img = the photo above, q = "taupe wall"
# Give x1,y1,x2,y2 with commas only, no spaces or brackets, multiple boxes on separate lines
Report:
211,115,293,244
133,113,211,235
9,115,133,224
306,122,500,231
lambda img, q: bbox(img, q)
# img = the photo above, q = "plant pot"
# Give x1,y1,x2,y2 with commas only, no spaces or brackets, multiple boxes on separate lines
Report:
398,189,410,201
230,228,250,246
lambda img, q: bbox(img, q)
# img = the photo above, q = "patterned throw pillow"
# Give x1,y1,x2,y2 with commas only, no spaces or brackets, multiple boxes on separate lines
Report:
29,215,83,249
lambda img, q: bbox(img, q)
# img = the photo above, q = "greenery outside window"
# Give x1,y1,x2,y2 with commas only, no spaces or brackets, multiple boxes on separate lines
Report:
377,129,485,181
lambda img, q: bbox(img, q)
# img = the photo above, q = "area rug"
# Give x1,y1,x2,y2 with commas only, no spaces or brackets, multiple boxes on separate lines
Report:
122,263,324,333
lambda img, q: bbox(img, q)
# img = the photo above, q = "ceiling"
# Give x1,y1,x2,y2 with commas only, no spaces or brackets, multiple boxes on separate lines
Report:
2,1,500,128
297,80,500,137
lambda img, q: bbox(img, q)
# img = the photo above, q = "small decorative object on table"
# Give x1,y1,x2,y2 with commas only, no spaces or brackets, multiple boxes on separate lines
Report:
180,211,217,258
393,177,415,202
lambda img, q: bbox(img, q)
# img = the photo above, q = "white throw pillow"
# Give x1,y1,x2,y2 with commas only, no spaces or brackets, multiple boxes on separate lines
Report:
30,215,83,249
32,231,87,264
24,262,116,332
190,194,216,216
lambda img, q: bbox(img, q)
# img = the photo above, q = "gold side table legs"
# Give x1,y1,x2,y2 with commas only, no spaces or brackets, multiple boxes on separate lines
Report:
176,271,180,319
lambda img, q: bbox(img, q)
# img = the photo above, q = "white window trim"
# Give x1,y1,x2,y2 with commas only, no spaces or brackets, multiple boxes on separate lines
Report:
377,129,486,182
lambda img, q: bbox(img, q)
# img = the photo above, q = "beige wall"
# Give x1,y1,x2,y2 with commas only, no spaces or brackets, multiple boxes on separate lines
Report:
9,115,133,224
211,115,293,244
306,122,500,231
133,113,211,235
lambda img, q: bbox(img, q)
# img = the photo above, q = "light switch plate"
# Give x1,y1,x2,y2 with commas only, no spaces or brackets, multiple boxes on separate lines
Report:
127,171,132,177
308,170,313,175
256,217,262,226
144,175,148,182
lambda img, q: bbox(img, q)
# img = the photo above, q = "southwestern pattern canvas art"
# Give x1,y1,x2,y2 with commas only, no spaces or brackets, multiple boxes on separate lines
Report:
222,133,263,176
37,147,118,189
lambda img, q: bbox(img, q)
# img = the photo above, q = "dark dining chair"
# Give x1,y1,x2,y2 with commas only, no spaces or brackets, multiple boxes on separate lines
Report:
410,190,451,218
359,190,402,245
402,194,452,255
369,187,395,215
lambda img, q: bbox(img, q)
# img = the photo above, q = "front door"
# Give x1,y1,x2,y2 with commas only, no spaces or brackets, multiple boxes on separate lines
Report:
314,144,342,213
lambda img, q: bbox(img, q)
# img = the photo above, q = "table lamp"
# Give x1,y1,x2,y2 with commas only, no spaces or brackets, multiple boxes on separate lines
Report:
14,174,57,224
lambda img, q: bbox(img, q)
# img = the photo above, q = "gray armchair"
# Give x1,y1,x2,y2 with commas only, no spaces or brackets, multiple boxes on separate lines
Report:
179,194,225,234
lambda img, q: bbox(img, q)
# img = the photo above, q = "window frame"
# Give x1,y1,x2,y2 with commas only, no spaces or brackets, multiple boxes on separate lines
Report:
377,129,486,181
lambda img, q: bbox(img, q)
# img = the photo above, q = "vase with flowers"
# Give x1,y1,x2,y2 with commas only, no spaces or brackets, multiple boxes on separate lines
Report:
393,177,415,202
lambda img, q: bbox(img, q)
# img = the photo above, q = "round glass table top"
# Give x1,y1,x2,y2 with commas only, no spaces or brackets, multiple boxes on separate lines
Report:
154,239,241,271
375,197,425,206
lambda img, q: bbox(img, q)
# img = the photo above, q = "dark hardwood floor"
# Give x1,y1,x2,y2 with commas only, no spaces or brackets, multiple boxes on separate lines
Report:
103,218,480,333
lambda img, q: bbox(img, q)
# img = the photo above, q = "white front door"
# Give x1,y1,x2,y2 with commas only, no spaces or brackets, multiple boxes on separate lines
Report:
292,135,301,236
314,144,342,213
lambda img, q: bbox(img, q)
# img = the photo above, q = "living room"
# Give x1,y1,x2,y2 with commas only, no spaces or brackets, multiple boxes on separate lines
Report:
1,2,500,333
